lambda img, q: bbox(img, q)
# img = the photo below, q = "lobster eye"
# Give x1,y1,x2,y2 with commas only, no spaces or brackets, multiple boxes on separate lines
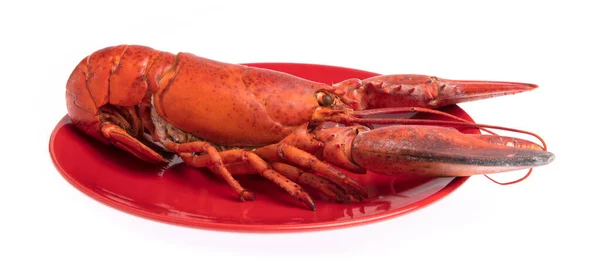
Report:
317,92,334,106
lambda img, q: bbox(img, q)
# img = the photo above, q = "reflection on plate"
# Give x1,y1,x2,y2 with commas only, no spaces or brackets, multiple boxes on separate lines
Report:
49,63,477,232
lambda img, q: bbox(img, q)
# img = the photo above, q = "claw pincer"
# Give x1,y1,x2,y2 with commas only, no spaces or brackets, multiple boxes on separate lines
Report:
332,75,538,110
352,126,553,177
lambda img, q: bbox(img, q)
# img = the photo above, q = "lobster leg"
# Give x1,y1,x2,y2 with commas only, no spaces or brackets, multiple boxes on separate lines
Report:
100,124,167,163
244,151,316,210
175,147,316,210
164,142,255,201
276,143,369,200
182,147,358,204
269,162,353,203
180,126,368,202
188,150,355,203
201,124,365,203
248,128,368,201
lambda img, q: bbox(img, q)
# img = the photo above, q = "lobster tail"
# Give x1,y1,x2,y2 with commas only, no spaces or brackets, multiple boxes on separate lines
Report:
66,56,106,143
65,45,174,163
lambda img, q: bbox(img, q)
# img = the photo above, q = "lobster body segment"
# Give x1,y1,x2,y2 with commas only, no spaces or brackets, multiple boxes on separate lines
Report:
65,45,554,210
157,52,330,146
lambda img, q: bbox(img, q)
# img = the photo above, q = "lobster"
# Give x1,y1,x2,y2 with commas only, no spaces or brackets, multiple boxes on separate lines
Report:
66,45,555,210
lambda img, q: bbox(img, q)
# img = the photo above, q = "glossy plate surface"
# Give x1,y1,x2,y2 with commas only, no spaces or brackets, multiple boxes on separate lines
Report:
49,63,478,233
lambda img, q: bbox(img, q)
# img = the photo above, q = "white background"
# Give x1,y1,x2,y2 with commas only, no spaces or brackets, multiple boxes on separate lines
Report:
2,0,598,269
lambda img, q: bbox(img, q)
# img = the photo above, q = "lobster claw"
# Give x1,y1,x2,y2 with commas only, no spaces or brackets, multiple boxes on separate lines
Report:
333,75,538,110
315,125,554,177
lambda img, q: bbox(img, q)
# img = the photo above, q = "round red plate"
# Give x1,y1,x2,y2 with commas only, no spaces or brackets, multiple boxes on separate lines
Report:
49,63,478,233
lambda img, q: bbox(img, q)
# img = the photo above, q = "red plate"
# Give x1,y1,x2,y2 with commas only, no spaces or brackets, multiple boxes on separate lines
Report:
49,63,478,233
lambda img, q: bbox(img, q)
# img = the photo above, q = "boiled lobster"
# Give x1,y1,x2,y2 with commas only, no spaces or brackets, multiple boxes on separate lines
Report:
65,45,554,210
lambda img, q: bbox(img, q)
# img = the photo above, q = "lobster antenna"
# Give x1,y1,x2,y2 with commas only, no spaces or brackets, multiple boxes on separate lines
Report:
352,107,499,135
484,169,533,186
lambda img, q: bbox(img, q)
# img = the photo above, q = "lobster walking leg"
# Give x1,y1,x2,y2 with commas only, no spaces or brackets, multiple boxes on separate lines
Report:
176,146,316,209
186,149,354,203
244,152,316,210
276,143,368,201
270,162,352,203
164,141,255,201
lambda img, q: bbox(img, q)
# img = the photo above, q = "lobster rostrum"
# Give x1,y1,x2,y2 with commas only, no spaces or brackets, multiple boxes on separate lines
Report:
66,45,555,210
